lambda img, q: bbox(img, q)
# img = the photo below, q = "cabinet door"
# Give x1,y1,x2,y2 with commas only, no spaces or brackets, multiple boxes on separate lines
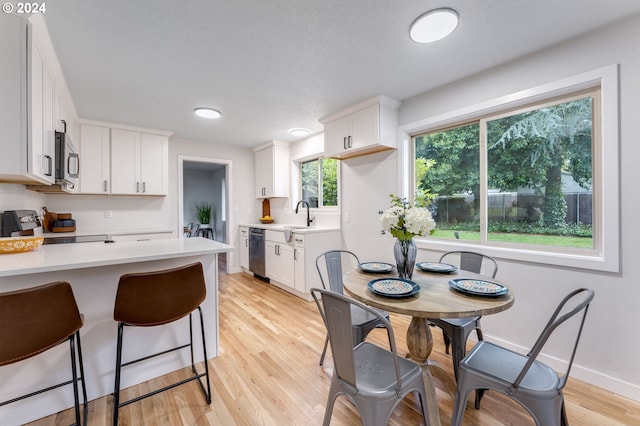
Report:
79,125,110,193
324,115,351,157
266,241,295,288
255,146,273,197
139,133,168,195
110,129,140,194
294,246,306,293
350,104,379,151
28,40,54,183
240,227,249,269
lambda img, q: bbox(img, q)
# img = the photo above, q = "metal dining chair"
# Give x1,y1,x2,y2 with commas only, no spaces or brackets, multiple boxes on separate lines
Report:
428,250,498,409
315,250,389,365
0,281,88,426
451,288,595,426
311,288,429,426
112,262,211,426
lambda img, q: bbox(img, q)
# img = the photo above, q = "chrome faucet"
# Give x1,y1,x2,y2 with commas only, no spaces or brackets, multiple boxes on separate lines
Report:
295,200,314,227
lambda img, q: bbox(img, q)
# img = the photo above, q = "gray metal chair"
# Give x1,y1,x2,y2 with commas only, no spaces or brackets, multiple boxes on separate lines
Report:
311,288,428,426
428,250,498,409
451,287,594,426
315,250,389,365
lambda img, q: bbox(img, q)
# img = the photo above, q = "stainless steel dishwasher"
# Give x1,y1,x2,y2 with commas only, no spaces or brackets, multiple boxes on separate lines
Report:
249,227,267,279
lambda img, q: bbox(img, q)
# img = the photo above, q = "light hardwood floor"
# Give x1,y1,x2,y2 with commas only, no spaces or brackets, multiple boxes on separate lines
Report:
28,268,640,425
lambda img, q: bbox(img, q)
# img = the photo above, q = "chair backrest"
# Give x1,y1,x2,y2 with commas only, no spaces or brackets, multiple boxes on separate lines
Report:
514,288,595,391
0,281,83,366
114,262,206,326
190,223,200,237
440,250,498,278
315,250,360,294
311,288,402,390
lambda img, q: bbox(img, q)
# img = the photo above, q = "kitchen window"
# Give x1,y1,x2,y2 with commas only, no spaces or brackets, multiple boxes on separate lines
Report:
403,64,619,272
300,157,338,208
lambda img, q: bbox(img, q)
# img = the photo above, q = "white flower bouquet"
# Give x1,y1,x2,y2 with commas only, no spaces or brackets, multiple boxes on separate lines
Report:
380,194,436,241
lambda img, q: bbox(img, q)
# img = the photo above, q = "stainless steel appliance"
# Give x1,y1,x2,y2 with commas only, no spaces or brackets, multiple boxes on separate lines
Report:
249,227,267,279
1,210,43,237
55,128,79,188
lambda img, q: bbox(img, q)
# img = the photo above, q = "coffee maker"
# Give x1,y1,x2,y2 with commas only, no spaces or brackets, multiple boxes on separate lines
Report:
1,210,43,237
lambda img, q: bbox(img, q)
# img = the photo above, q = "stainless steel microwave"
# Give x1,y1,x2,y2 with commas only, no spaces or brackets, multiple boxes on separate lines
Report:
55,130,79,187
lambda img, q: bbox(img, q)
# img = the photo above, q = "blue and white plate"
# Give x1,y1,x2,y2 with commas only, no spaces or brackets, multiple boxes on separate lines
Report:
449,278,508,297
367,278,420,298
417,262,458,273
359,262,395,273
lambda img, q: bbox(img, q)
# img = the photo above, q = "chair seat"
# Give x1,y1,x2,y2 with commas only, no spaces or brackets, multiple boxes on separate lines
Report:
352,342,423,395
463,341,560,393
432,317,478,328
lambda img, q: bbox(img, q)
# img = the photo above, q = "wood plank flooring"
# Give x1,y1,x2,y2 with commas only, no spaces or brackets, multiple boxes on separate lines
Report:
27,268,640,425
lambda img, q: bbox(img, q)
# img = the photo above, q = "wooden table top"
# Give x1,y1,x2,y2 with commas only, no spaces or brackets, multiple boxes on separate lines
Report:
342,268,515,319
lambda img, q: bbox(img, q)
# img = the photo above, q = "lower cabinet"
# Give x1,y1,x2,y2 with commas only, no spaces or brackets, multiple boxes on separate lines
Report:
239,227,249,270
265,229,341,301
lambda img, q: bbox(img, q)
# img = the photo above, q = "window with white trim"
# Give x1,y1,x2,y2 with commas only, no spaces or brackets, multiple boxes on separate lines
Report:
404,65,619,272
300,157,339,208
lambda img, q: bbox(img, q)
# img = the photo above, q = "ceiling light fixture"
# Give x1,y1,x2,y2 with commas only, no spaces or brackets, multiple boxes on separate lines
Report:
288,128,310,137
409,8,459,43
194,107,222,119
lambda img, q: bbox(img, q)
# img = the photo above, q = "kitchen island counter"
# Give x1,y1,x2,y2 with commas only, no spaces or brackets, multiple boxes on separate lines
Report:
0,237,233,425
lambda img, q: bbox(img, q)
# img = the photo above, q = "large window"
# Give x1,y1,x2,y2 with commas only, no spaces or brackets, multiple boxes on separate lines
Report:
405,65,618,271
300,157,338,208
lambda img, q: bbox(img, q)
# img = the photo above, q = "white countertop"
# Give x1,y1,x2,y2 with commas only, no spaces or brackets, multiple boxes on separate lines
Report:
0,237,233,277
239,223,340,234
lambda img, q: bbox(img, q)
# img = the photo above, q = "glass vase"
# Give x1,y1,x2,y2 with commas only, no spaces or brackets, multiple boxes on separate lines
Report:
394,239,417,280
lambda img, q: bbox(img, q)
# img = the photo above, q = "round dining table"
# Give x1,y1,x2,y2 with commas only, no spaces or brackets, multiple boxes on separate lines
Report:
342,266,515,426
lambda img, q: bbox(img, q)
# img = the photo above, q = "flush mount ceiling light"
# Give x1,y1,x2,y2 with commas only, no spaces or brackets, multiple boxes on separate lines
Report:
194,107,222,119
288,128,310,137
409,8,459,43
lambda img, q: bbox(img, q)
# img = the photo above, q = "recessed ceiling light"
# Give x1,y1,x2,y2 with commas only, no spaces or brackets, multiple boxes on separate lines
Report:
409,8,459,43
194,107,222,119
288,128,310,137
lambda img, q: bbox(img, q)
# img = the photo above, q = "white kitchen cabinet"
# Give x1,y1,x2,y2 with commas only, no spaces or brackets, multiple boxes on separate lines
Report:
110,128,169,195
239,226,249,270
321,96,400,160
266,239,295,289
264,229,341,300
79,124,110,193
254,141,290,198
27,27,56,184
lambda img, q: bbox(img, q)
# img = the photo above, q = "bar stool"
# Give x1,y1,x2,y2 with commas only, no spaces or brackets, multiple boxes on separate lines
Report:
112,262,211,426
0,281,88,426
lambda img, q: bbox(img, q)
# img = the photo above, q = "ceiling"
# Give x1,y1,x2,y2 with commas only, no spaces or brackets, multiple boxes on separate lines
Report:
43,0,640,149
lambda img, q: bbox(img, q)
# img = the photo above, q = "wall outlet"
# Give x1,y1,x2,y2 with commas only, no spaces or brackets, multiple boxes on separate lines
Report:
105,209,113,219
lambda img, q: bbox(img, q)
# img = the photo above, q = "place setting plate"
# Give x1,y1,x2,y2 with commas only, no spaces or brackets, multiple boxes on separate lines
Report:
449,278,509,297
416,262,458,273
367,277,420,298
359,262,395,274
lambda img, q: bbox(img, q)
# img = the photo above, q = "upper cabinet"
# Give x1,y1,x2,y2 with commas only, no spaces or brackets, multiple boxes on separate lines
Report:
0,14,78,185
320,95,401,160
254,140,290,198
79,122,170,195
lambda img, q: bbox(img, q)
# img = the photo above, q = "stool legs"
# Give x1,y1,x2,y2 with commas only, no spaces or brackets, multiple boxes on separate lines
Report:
112,310,211,425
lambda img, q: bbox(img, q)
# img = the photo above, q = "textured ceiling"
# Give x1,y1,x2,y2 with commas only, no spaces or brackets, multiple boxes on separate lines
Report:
43,0,640,148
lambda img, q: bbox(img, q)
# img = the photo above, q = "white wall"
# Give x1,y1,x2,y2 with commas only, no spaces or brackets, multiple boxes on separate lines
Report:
340,15,640,401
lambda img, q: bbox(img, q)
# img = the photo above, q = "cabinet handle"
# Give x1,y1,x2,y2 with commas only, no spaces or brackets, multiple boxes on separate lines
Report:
245,239,248,247
136,182,140,193
103,180,108,192
142,182,146,193
343,136,347,150
348,135,352,148
294,248,297,261
44,155,52,176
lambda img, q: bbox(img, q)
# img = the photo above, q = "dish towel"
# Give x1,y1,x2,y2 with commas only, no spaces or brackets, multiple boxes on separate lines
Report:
284,227,293,242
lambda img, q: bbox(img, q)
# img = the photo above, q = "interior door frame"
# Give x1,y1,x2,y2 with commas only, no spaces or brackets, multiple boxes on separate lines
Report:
178,155,233,271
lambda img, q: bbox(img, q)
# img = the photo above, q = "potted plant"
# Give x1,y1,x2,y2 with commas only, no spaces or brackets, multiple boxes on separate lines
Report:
195,202,212,225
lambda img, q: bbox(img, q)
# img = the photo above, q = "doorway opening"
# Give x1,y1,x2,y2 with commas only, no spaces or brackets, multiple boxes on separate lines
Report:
178,155,233,273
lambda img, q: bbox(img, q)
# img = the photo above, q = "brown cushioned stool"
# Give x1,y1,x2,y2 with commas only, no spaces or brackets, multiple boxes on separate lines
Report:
0,281,88,426
112,262,211,426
